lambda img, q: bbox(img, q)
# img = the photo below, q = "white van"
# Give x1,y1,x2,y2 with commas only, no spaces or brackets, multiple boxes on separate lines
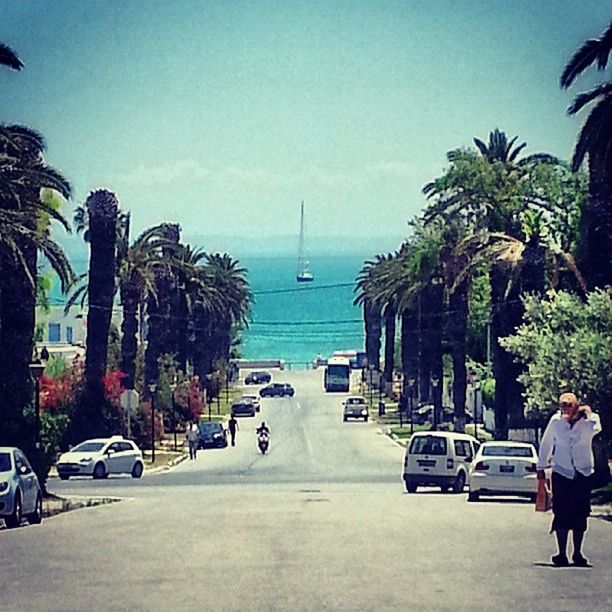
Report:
402,431,480,493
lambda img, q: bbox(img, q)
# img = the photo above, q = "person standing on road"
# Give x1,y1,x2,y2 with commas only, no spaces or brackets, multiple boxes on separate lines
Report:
537,393,602,567
228,415,238,447
185,420,199,460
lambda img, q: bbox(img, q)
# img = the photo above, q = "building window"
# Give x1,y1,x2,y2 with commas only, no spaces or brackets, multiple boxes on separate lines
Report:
48,323,61,343
66,326,73,344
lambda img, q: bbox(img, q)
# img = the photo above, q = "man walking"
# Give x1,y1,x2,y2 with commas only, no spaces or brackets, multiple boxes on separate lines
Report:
228,415,238,447
185,420,199,460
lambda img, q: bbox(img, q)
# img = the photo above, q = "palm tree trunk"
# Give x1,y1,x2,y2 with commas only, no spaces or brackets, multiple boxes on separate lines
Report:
120,282,140,390
425,282,444,428
383,306,396,386
490,265,523,439
580,152,612,290
363,299,381,370
84,190,118,431
448,281,468,432
0,243,36,448
400,305,419,413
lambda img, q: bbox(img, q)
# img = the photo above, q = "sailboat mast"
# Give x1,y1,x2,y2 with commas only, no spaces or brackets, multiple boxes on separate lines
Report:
298,200,305,273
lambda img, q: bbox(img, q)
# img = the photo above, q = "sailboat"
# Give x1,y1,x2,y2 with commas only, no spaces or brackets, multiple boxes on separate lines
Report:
296,201,314,283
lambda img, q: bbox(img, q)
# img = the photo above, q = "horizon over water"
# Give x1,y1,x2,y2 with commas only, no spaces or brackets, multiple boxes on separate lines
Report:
48,254,367,367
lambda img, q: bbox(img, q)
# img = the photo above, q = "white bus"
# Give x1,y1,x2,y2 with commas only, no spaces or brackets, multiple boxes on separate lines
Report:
324,357,350,392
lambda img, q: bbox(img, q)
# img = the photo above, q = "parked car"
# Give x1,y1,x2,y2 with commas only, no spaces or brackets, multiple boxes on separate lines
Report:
410,404,456,425
231,401,257,417
240,393,261,412
343,396,369,422
402,431,480,493
245,371,272,385
468,441,539,502
0,447,43,528
56,436,144,480
197,421,228,448
259,383,295,398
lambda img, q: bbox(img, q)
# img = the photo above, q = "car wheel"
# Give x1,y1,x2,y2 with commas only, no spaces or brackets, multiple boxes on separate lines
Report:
529,493,537,503
453,471,466,494
343,416,347,422
27,493,43,525
440,486,450,493
405,480,417,493
364,416,369,422
59,474,70,481
468,490,480,502
93,462,106,480
5,493,22,528
131,462,143,478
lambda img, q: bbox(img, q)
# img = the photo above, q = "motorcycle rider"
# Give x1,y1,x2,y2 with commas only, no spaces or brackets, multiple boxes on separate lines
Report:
256,421,270,436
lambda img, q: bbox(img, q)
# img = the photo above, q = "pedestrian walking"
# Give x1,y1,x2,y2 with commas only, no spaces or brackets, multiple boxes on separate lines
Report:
536,392,602,567
186,420,199,460
228,415,238,446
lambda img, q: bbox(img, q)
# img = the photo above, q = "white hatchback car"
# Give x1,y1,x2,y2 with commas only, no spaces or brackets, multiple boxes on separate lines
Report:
403,431,480,493
240,393,261,412
468,441,538,502
56,436,144,480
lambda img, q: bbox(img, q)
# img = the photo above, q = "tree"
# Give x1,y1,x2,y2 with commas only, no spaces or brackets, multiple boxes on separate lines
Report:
0,126,72,460
81,189,119,433
561,21,612,289
500,289,611,444
423,135,581,437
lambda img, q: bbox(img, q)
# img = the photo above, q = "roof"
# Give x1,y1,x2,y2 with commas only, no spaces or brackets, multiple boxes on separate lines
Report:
481,440,535,447
410,431,478,441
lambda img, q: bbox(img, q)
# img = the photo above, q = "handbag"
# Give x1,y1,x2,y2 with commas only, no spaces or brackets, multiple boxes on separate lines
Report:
535,478,552,512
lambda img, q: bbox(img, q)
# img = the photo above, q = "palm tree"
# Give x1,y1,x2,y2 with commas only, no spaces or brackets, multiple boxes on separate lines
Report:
0,43,23,70
118,220,172,390
354,259,383,371
83,189,119,430
561,21,612,289
0,126,73,451
424,133,571,437
144,223,181,393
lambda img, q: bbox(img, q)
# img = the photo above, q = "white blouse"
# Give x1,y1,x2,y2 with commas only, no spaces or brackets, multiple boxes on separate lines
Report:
537,411,602,479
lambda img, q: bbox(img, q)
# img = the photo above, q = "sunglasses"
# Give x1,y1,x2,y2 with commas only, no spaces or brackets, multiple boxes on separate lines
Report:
560,402,575,408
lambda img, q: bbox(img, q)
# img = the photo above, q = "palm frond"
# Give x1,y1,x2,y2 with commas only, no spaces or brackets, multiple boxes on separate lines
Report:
567,82,612,115
0,43,23,70
571,95,612,171
561,22,612,88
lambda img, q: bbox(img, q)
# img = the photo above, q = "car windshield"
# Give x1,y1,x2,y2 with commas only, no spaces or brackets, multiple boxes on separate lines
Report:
346,398,365,405
72,441,106,453
198,423,221,432
482,446,534,458
409,436,447,455
0,452,11,472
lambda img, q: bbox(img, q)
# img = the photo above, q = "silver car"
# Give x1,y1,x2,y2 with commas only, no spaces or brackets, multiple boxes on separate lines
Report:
0,447,43,528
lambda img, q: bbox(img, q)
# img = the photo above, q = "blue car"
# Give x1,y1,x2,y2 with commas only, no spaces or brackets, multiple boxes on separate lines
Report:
197,422,228,448
0,447,43,528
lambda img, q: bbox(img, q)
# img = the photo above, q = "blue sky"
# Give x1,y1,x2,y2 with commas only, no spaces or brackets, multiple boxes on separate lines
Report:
1,1,609,256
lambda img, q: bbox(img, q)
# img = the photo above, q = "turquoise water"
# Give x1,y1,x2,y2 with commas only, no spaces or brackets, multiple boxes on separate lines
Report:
49,255,366,365
241,256,365,365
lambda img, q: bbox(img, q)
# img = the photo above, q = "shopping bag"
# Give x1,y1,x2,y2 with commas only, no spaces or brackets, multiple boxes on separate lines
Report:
535,478,552,512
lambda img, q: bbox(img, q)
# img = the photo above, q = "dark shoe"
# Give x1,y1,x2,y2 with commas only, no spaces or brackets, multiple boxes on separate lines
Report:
551,554,569,567
572,553,591,567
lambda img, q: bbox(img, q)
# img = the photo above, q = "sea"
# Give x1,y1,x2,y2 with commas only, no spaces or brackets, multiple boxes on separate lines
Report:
49,255,366,367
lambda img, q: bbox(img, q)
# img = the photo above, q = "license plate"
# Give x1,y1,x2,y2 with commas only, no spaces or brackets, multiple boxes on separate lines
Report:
500,465,514,473
418,460,436,467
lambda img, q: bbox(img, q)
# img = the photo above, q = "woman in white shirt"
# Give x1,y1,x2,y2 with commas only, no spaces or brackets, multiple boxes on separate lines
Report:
537,392,602,567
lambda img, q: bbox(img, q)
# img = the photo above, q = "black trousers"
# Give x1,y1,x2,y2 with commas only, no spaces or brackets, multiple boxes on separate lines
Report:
551,471,591,532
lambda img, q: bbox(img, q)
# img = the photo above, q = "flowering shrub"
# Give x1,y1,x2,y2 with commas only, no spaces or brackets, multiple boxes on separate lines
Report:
39,358,84,413
103,370,126,406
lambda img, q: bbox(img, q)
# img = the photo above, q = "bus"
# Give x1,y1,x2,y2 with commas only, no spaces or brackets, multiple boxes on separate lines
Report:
324,357,351,392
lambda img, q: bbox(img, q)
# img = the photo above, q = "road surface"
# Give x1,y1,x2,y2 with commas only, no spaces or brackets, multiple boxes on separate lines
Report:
1,369,610,611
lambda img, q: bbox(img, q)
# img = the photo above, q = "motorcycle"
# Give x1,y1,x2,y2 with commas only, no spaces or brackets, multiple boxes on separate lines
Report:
257,432,270,454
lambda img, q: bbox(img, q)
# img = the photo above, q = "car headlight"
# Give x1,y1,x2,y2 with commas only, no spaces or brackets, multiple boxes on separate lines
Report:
213,433,222,439
361,409,368,416
79,457,93,463
0,481,9,493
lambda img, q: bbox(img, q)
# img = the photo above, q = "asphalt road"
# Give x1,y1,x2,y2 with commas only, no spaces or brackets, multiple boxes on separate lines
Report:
1,369,611,611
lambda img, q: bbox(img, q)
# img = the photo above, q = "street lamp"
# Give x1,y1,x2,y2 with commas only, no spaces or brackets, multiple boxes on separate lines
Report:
368,365,374,408
169,378,178,452
431,375,440,431
148,383,157,463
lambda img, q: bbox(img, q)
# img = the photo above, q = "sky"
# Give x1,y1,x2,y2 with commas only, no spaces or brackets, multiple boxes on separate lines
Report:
1,1,609,257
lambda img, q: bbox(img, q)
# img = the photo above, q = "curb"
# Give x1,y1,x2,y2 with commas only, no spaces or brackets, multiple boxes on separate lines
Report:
145,452,188,474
